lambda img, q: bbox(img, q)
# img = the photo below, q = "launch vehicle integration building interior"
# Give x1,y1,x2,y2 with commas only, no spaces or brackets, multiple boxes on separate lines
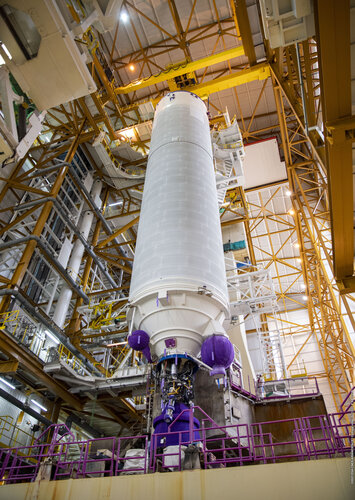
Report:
0,1,354,498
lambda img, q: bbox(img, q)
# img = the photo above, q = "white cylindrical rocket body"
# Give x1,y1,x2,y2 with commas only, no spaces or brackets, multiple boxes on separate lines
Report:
129,91,229,360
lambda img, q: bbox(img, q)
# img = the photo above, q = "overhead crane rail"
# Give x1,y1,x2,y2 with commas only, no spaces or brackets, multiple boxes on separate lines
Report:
115,46,245,94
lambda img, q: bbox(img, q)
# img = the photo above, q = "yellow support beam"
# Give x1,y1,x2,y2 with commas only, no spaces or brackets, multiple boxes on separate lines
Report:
336,276,355,295
115,46,245,94
230,0,256,65
315,0,353,281
120,63,270,113
187,63,270,99
0,360,18,373
96,216,139,249
326,115,355,144
115,64,270,133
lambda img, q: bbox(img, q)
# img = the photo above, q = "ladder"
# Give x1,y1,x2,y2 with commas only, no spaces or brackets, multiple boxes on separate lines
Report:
216,156,234,206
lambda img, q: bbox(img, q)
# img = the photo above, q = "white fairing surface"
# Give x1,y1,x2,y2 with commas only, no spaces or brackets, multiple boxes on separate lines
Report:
129,91,229,359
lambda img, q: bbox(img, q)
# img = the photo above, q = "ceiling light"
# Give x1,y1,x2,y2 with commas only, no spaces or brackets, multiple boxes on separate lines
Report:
44,330,60,344
285,190,292,196
108,201,123,207
129,64,135,71
120,11,129,23
1,43,12,60
294,242,300,248
106,342,127,347
302,295,308,301
0,377,15,390
31,399,47,412
119,127,136,140
300,283,306,290
288,209,295,215
296,258,302,263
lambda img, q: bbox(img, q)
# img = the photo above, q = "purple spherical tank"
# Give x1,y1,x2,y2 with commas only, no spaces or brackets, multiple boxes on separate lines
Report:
201,335,234,376
128,330,149,350
128,330,152,362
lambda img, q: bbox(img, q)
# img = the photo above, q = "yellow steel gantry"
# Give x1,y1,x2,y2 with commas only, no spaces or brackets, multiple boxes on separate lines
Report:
115,45,245,94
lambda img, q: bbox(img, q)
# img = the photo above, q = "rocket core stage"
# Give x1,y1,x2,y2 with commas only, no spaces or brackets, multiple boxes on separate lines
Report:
127,91,234,423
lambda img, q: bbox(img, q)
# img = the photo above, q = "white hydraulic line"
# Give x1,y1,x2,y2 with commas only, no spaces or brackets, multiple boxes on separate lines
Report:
53,178,102,329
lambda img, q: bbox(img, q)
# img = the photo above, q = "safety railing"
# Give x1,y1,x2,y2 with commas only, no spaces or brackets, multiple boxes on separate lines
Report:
0,410,353,484
255,377,320,400
201,423,252,468
53,437,117,480
339,386,355,421
0,310,19,333
56,344,90,376
250,415,337,463
329,411,354,455
0,434,149,484
301,415,335,459
0,415,36,449
250,418,306,463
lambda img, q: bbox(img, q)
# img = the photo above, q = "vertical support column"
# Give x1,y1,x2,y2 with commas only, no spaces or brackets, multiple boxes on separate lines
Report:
52,179,102,329
315,0,353,281
67,188,109,337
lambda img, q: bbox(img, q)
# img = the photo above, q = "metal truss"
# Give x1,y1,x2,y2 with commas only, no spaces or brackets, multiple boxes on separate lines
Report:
226,256,286,380
267,3,354,289
272,66,355,411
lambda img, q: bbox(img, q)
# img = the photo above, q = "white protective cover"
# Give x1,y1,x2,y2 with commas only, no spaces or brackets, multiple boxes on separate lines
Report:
121,449,146,474
163,445,186,470
129,91,229,359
